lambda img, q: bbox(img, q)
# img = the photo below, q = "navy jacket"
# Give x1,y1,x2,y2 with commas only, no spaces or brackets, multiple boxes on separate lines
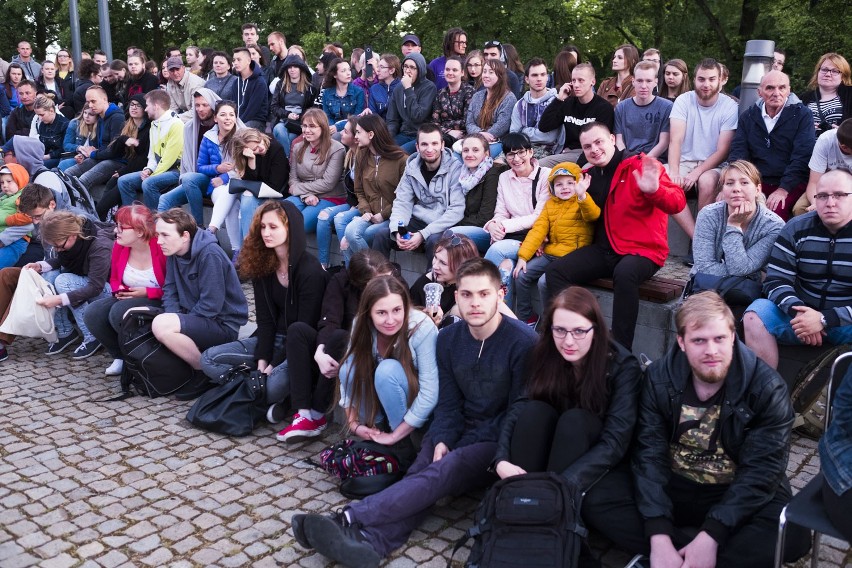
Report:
729,99,815,190
236,61,269,124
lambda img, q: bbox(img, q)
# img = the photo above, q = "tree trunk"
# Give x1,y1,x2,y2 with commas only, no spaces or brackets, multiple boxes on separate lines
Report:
149,0,163,61
739,0,759,38
693,0,736,63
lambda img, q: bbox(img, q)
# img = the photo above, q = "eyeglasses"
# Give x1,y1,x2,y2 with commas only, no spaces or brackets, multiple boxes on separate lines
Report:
128,102,143,109
52,236,71,250
819,67,842,77
455,40,468,45
377,64,390,70
552,325,595,340
116,225,134,232
813,192,852,202
402,64,418,71
505,149,529,160
440,229,463,246
467,62,482,68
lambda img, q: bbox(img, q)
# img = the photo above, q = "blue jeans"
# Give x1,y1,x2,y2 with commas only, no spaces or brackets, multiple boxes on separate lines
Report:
284,196,337,234
42,270,111,343
0,238,29,269
158,172,209,224
514,254,556,320
339,356,411,430
316,204,357,266
65,159,124,188
57,158,77,172
746,298,852,345
343,217,389,265
449,226,491,254
272,123,299,159
118,170,180,211
484,239,522,307
395,134,416,155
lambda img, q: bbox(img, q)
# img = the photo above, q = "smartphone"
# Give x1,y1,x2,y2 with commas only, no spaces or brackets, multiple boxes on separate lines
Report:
365,46,374,79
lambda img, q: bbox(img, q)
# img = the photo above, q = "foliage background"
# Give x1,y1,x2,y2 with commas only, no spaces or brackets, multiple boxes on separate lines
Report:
1,0,850,91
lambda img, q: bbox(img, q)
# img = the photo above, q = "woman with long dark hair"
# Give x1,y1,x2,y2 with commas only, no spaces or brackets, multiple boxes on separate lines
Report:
340,114,407,264
494,286,642,549
270,55,318,158
597,44,639,106
338,274,438,446
658,59,691,102
465,58,517,157
321,57,365,135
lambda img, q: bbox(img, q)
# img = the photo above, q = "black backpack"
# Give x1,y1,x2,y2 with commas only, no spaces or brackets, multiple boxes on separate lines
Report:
52,168,98,218
117,308,195,398
449,472,587,568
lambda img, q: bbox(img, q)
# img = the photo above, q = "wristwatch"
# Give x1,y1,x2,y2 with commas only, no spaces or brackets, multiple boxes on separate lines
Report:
820,314,827,330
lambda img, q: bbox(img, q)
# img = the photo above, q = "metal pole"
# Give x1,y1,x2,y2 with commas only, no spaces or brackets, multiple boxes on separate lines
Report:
97,0,113,61
69,0,82,66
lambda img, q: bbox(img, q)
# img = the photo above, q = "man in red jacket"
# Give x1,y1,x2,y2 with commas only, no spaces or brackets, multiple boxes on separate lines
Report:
544,122,684,349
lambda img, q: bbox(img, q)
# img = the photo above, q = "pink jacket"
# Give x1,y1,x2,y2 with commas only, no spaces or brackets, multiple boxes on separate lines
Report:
485,162,552,234
109,239,168,300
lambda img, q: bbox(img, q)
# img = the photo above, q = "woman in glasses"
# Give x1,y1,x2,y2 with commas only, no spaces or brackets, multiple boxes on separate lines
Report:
464,50,485,90
801,53,852,138
493,286,642,549
428,27,467,91
366,54,401,120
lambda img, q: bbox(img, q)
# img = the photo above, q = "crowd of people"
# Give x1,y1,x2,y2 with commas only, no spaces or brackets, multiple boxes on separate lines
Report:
1,24,852,568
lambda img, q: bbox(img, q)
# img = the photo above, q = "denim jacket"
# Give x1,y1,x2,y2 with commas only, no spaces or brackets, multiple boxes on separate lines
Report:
819,365,852,495
321,84,365,127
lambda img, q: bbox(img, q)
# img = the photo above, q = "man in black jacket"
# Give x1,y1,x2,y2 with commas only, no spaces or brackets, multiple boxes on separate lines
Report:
291,258,538,568
628,292,809,566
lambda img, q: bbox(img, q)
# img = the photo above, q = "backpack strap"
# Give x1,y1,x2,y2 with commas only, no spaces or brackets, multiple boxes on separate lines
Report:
447,521,486,568
530,167,542,210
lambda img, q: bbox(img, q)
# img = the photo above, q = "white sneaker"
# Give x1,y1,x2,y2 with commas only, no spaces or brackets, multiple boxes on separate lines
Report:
105,359,124,376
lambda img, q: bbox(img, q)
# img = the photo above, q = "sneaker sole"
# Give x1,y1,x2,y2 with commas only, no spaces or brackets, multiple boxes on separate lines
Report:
303,515,380,568
71,344,103,360
276,425,326,443
291,514,312,549
46,335,81,355
266,405,286,424
105,368,123,376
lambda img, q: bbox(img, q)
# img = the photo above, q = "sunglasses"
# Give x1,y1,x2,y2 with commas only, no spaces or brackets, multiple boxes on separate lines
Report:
441,229,463,247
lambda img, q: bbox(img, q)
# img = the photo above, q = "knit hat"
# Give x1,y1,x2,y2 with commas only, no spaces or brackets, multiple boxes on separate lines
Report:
547,162,582,193
0,163,30,191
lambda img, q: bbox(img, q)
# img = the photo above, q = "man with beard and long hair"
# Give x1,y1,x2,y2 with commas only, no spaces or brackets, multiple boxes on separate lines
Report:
623,292,810,567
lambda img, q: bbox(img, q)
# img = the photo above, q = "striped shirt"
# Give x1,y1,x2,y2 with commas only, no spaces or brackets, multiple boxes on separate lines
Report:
764,211,852,327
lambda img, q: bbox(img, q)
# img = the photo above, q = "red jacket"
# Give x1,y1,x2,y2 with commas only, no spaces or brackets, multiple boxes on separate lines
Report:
602,154,685,266
109,239,168,300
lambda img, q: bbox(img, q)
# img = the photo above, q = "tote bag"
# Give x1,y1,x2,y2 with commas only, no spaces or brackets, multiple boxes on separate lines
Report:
0,268,58,342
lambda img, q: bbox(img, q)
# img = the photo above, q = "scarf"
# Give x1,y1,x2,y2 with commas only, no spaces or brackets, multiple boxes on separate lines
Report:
458,157,493,194
58,218,96,276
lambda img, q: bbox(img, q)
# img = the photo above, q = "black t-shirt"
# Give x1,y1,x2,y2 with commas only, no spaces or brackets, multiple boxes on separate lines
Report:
410,273,456,313
539,94,615,150
670,379,736,485
420,160,439,187
578,148,626,249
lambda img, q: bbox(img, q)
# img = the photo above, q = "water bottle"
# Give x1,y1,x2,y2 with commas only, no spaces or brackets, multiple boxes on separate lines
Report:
398,221,410,240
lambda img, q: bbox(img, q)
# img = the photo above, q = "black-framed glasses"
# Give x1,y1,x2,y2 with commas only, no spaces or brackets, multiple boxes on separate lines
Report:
505,149,530,160
441,229,463,246
552,325,594,340
819,67,841,76
51,235,71,250
814,192,852,202
467,62,482,68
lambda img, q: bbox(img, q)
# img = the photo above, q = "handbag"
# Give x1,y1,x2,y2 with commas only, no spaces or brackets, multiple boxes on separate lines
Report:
0,267,58,342
228,178,285,199
684,273,763,306
186,363,268,436
318,438,415,499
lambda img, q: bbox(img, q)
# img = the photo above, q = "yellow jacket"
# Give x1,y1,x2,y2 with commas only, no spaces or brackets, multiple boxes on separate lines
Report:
517,194,601,261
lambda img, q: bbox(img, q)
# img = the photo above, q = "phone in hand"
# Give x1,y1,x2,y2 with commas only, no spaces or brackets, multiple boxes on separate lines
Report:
365,46,374,79
114,285,130,296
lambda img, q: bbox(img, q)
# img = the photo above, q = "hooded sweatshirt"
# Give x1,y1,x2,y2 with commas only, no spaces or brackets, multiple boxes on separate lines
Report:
236,61,269,125
252,199,326,363
180,87,220,176
269,55,317,124
0,163,30,233
386,53,437,138
162,228,248,333
89,103,126,160
368,78,401,118
146,110,184,175
9,136,68,205
510,88,563,152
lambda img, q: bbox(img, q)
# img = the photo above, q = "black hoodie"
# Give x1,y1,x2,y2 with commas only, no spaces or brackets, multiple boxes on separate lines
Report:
236,61,269,125
252,200,327,363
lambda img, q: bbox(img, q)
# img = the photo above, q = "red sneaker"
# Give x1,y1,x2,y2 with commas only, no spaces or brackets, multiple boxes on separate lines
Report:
276,414,327,442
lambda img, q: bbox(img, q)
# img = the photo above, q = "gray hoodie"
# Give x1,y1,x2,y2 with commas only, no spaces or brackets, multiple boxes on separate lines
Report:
180,88,221,176
162,228,248,333
510,88,563,151
386,52,438,138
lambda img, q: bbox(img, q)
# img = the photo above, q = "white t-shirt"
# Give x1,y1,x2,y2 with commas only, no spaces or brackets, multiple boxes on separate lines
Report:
670,91,739,162
809,129,852,173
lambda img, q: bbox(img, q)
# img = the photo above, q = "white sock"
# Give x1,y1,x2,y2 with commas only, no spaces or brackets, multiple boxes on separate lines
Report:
310,409,324,421
298,409,311,420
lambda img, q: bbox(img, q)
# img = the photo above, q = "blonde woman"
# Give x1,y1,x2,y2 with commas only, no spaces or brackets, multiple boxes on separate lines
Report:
234,128,289,245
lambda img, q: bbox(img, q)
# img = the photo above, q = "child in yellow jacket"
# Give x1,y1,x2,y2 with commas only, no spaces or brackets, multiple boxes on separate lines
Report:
513,162,600,323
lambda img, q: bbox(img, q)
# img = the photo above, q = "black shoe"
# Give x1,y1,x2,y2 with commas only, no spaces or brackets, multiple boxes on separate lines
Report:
291,514,311,549
682,253,694,267
46,330,81,355
303,512,380,568
174,371,213,401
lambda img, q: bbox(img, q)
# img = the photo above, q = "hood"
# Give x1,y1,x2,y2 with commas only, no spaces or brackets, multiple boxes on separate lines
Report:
185,226,221,260
281,199,306,266
193,87,221,120
247,61,263,80
11,136,46,174
280,55,311,79
0,162,30,189
403,53,428,85
104,103,123,119
405,147,456,177
523,87,558,104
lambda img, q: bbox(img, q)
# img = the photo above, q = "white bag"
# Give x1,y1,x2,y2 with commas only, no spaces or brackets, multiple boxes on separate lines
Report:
0,268,58,342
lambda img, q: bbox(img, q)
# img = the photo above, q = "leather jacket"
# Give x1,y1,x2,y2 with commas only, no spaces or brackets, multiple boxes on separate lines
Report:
494,340,642,493
632,340,794,544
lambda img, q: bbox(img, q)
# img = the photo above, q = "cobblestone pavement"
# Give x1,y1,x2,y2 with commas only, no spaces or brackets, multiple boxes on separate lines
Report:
1,328,850,567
